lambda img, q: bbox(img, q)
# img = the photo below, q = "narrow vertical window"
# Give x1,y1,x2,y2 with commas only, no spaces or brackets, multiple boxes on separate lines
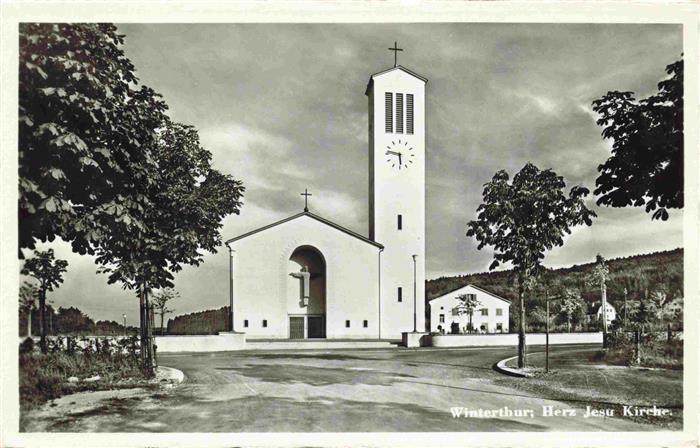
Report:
397,214,402,230
398,287,403,302
406,94,414,134
262,319,268,328
385,92,393,133
396,93,404,134
346,320,351,328
244,319,249,328
363,320,368,328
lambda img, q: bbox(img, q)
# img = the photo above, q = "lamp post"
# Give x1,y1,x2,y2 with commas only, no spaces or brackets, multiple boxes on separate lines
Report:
412,254,417,333
226,243,235,332
122,314,127,337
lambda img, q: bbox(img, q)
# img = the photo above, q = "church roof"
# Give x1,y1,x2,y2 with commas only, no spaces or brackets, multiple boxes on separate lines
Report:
225,211,384,249
365,65,428,95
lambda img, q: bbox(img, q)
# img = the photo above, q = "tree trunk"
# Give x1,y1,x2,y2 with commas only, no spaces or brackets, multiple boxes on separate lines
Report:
517,282,526,369
601,281,608,348
160,311,165,336
139,288,147,369
27,309,32,337
144,288,155,375
468,313,473,333
39,288,48,354
567,318,571,333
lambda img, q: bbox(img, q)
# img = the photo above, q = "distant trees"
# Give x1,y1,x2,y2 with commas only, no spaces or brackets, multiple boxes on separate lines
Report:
455,293,480,333
55,307,94,334
167,307,230,335
19,282,38,337
467,162,596,368
558,288,584,333
21,249,68,353
592,58,683,220
152,288,179,335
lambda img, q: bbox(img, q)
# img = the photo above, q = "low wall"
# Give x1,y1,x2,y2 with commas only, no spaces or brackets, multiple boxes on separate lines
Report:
155,332,246,353
431,332,603,348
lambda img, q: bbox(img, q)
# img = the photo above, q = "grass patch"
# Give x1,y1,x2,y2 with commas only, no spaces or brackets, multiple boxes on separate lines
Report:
20,350,150,411
495,348,683,429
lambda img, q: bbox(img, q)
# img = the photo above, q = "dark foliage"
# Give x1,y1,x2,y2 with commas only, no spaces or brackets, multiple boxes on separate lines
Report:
592,58,683,220
166,306,230,335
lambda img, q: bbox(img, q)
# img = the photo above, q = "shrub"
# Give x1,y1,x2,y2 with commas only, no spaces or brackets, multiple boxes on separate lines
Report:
19,337,35,354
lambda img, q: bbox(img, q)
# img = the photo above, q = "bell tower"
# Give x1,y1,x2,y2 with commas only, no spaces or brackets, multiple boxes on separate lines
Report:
366,49,427,338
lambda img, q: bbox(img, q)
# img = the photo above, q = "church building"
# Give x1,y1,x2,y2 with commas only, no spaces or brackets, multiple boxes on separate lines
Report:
225,53,427,340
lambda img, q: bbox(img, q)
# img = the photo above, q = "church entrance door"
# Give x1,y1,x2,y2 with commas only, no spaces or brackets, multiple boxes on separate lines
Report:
307,315,325,338
288,245,327,339
289,316,305,339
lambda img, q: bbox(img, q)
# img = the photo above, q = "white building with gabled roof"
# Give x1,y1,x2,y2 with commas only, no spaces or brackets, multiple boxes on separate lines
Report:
429,284,511,334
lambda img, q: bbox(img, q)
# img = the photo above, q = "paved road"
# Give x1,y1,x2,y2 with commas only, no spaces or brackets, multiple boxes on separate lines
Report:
25,345,657,432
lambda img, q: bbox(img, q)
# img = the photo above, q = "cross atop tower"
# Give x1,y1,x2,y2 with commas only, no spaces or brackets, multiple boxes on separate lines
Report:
301,188,312,212
388,41,403,67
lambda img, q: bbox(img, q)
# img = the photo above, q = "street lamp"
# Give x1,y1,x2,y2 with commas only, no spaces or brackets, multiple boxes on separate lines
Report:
226,243,235,332
122,314,127,337
412,254,417,333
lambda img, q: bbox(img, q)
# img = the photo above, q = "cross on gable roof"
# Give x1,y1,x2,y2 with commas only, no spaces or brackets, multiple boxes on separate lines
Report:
225,211,384,249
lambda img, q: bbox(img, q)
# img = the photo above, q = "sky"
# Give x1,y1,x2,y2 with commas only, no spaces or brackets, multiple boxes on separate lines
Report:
30,23,683,325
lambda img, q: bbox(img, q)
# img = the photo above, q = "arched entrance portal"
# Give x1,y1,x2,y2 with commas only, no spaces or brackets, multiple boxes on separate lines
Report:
287,245,326,339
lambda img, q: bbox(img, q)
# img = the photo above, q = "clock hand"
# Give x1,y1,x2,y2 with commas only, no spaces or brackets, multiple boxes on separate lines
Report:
385,150,400,156
398,152,402,165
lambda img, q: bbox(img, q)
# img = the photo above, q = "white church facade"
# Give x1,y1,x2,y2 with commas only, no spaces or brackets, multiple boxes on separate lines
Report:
225,60,427,340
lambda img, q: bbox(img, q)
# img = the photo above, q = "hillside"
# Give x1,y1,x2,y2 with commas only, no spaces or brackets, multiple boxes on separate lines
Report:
426,248,683,311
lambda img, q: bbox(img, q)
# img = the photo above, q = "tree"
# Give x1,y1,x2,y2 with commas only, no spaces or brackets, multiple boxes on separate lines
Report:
558,288,584,333
19,281,38,337
19,23,168,257
467,162,596,368
20,24,245,374
586,254,610,345
455,293,480,333
592,58,683,221
20,249,68,353
93,118,244,374
152,288,179,335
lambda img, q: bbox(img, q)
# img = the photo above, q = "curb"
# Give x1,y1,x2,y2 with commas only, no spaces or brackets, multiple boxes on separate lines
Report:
156,365,185,384
494,355,530,378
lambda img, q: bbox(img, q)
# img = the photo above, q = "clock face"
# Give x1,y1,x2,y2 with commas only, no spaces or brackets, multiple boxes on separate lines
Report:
384,139,415,171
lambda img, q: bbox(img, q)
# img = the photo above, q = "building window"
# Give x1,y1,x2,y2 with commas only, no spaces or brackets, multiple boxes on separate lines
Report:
396,93,404,133
451,307,459,316
397,214,402,230
385,92,393,133
244,319,249,328
466,293,476,301
406,94,414,134
496,308,503,316
496,323,503,332
398,287,403,302
346,320,351,328
439,314,445,323
480,308,488,316
262,319,268,328
363,320,368,328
